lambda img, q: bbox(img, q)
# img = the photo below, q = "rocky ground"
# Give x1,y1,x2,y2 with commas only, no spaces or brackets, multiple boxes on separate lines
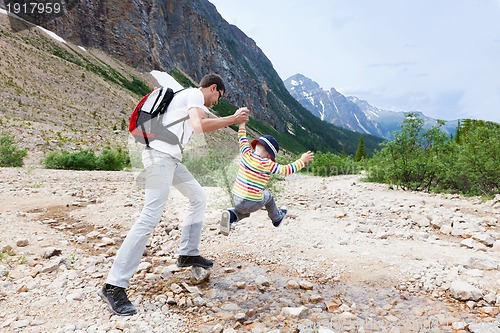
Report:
0,167,499,333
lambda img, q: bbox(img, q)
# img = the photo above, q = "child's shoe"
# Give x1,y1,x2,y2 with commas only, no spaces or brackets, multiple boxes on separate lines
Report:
272,207,287,227
220,210,235,236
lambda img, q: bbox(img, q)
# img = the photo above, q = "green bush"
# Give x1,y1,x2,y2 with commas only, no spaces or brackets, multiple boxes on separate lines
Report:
0,133,28,167
365,114,499,196
95,148,129,171
43,148,129,171
307,151,359,177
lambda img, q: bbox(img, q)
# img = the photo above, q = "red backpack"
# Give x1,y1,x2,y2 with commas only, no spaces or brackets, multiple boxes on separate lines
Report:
129,87,188,147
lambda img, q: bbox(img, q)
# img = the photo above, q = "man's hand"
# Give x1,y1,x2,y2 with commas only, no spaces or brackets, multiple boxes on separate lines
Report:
234,107,250,124
300,151,315,164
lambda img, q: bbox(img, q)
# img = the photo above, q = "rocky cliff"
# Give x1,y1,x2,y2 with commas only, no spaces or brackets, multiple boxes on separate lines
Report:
42,0,384,154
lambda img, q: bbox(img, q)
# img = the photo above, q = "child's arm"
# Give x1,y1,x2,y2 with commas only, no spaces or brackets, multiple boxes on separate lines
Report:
268,151,314,176
238,122,251,154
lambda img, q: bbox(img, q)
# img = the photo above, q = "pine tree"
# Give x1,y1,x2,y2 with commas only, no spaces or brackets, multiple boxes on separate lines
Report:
354,136,366,161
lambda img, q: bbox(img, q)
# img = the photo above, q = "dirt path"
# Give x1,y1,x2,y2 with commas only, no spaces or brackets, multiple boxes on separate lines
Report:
0,168,498,332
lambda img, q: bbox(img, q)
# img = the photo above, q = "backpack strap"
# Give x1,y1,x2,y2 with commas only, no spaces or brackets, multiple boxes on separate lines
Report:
157,87,191,151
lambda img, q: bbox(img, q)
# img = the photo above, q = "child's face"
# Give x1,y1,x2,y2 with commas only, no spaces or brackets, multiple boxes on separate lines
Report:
255,143,272,159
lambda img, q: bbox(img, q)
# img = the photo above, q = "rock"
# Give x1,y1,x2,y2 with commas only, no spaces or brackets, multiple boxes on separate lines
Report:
181,282,201,295
452,322,468,330
42,247,62,259
318,327,337,333
324,299,342,312
40,261,60,274
1,245,13,253
170,283,183,294
468,323,500,333
450,279,483,301
137,261,152,272
234,312,247,322
492,240,500,252
299,279,314,290
471,233,496,247
254,275,270,290
467,258,498,271
11,319,30,330
191,266,210,285
192,296,206,307
286,279,300,289
280,306,308,318
66,290,84,301
211,323,223,333
461,238,478,249
16,239,29,247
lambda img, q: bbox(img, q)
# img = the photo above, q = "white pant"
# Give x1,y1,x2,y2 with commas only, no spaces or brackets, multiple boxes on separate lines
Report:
106,148,206,288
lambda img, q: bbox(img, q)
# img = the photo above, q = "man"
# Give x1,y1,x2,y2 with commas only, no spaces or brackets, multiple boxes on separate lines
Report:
99,73,250,316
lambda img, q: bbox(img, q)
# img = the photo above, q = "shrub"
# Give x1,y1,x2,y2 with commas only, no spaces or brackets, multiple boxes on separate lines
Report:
44,150,97,170
365,115,499,196
0,133,28,167
43,148,130,171
307,151,359,177
95,148,129,171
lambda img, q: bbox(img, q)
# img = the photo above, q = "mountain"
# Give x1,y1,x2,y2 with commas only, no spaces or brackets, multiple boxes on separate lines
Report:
0,0,385,163
36,0,384,155
285,74,458,140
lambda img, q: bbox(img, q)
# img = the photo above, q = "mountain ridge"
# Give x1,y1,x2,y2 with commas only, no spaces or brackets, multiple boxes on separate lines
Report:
39,0,384,154
285,73,459,140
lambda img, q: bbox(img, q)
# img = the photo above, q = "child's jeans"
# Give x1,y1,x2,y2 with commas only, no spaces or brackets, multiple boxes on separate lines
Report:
232,190,281,223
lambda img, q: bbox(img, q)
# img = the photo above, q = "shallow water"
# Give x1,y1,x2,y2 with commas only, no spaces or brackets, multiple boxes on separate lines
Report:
153,260,486,332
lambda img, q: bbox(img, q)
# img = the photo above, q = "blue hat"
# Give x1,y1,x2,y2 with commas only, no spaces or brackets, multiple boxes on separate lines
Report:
251,135,280,161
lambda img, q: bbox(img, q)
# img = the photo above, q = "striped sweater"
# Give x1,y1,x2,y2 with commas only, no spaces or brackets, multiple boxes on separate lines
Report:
232,127,306,201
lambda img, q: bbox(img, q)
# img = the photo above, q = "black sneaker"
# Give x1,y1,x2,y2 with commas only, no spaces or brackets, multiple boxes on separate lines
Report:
272,208,287,227
98,284,137,316
177,255,213,268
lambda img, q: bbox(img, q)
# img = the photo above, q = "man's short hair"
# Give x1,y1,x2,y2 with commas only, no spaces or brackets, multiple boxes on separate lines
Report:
199,73,226,93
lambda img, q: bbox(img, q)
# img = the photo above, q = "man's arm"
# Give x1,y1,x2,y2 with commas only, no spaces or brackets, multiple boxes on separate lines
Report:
189,107,249,133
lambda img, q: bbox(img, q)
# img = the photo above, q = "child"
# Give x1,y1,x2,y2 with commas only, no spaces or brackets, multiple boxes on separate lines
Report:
220,122,314,235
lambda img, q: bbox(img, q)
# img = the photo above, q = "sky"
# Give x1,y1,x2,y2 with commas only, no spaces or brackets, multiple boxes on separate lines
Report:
208,0,500,123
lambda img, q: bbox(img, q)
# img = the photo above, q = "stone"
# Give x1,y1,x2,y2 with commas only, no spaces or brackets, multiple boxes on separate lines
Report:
286,279,300,289
450,279,483,301
467,258,498,271
299,279,314,290
137,261,152,272
492,240,500,252
324,299,341,312
191,266,210,285
254,275,270,290
42,248,62,259
16,239,29,247
471,233,496,247
468,323,500,333
280,306,308,318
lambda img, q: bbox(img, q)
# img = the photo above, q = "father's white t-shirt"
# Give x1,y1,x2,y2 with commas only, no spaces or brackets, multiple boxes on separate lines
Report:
149,88,208,161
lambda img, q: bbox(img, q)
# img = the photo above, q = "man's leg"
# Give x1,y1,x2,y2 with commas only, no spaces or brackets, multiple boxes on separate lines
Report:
106,153,176,287
100,150,176,315
172,163,212,268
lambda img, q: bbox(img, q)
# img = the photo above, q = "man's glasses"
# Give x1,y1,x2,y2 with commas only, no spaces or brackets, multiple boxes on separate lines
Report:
217,90,223,101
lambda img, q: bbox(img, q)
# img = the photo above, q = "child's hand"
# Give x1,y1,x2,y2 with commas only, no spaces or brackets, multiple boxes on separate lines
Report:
234,107,250,125
300,151,314,163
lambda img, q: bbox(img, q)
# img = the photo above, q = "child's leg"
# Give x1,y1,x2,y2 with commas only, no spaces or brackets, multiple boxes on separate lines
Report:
233,195,263,221
261,190,282,223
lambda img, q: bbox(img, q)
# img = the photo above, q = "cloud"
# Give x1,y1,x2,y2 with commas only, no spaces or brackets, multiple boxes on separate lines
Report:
367,61,417,68
329,15,353,29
